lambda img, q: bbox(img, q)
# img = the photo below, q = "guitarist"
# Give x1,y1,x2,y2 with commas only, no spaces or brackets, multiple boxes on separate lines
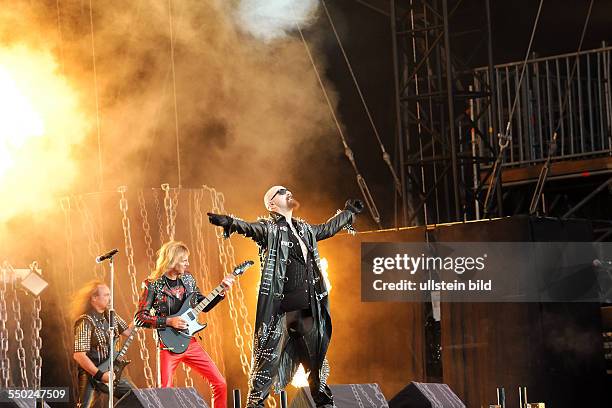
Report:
135,240,234,408
71,280,136,407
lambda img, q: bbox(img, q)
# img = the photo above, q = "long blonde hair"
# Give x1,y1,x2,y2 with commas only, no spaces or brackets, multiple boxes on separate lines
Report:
70,280,106,321
148,241,190,280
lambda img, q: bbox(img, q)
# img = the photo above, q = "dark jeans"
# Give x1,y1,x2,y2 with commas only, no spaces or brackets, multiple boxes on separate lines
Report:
77,369,135,408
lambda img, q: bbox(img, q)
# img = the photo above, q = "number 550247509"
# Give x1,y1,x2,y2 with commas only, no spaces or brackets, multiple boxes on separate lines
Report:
1,387,69,402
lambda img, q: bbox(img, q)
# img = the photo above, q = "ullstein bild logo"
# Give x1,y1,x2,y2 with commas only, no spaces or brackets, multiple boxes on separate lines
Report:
372,278,492,292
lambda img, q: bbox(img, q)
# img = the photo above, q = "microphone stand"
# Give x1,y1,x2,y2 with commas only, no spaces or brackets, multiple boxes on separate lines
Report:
108,256,116,408
98,251,118,408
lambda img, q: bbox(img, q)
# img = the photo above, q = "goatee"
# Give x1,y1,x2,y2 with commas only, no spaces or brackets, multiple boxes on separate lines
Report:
288,198,300,210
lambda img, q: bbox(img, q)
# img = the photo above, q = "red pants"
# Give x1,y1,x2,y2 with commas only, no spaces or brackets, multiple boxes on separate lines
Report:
160,338,227,408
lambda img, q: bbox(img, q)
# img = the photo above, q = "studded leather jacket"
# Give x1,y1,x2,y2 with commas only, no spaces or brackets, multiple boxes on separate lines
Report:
74,309,129,366
134,272,223,329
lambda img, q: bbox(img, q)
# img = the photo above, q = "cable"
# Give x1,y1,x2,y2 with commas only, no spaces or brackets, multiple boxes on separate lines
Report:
553,0,594,135
528,0,595,214
88,0,104,191
294,14,382,228
168,0,182,187
321,0,402,196
55,0,65,75
502,0,545,139
409,0,429,225
484,0,545,216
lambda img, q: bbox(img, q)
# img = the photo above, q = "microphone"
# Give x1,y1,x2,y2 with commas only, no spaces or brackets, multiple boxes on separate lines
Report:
96,249,119,263
593,259,612,268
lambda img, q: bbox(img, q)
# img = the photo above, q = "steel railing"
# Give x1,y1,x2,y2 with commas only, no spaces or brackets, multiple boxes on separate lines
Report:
471,45,612,167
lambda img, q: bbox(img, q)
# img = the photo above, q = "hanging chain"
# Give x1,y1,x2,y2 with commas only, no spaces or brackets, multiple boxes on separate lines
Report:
56,282,78,403
59,197,75,292
171,188,179,239
118,186,156,388
118,187,140,306
162,183,171,238
154,189,166,245
9,265,29,388
204,187,277,408
161,185,193,385
203,186,252,376
162,183,179,241
0,263,10,388
215,191,254,351
75,195,105,279
192,189,225,374
138,190,156,271
59,198,78,401
29,262,43,390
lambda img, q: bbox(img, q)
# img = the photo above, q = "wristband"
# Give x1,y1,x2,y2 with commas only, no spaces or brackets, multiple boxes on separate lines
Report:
94,369,104,381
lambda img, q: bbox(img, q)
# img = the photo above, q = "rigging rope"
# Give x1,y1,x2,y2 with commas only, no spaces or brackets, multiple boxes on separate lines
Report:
321,0,402,196
294,14,382,228
529,0,595,214
484,0,545,215
88,0,104,191
502,0,545,139
167,0,182,187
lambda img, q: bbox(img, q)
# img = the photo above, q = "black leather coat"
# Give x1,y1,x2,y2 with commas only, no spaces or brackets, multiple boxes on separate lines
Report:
228,210,356,391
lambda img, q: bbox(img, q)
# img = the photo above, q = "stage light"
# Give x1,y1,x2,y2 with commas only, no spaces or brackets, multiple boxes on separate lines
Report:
14,263,48,296
1,262,48,297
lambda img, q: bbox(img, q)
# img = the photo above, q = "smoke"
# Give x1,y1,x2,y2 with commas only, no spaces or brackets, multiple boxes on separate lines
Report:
0,1,361,398
234,0,320,42
0,0,343,224
0,44,90,222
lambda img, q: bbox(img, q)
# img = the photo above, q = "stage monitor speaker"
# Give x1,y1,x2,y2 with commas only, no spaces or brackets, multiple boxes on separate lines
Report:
289,384,388,408
114,387,209,408
388,382,465,408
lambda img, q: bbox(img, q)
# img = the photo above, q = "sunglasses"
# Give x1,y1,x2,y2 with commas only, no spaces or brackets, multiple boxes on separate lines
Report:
270,188,288,201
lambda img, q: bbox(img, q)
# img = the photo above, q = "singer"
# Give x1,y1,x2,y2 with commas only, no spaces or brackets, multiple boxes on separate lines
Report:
207,186,363,408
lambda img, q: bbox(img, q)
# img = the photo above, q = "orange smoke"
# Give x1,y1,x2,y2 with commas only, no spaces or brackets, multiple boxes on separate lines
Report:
0,45,89,222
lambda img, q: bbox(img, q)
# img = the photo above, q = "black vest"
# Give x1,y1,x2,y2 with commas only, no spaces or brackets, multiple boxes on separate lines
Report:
280,224,313,313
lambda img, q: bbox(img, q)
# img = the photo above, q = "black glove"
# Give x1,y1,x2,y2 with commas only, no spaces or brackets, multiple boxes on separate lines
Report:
207,213,233,227
344,199,364,214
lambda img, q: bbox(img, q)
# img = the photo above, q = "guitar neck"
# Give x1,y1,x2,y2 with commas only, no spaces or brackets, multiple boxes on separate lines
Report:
193,284,226,314
191,263,251,314
116,327,139,359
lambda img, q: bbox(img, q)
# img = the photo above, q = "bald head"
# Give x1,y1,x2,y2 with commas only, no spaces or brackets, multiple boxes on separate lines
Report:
264,185,285,211
263,185,299,215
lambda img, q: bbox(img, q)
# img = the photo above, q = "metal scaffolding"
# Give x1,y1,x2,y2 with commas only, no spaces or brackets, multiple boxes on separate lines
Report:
391,0,499,226
389,1,611,227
